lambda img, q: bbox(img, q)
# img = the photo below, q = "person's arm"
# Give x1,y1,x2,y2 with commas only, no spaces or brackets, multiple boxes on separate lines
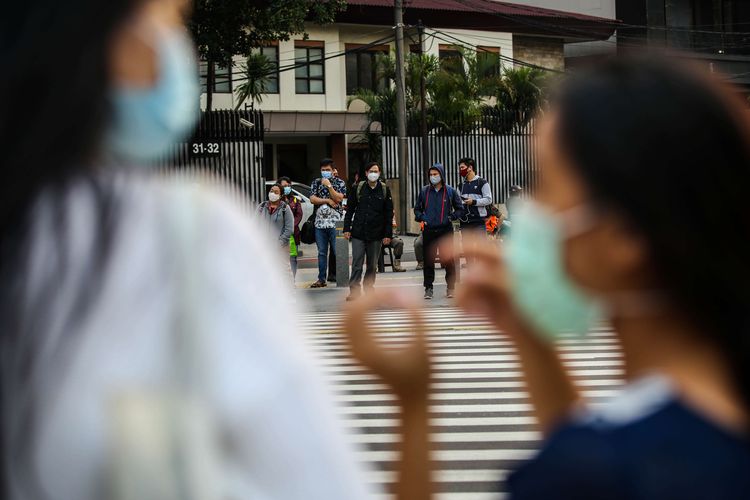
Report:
310,180,330,206
279,205,294,245
292,200,303,227
179,189,375,499
450,189,466,222
475,182,492,207
325,179,345,204
383,187,394,240
344,290,433,500
343,186,358,236
446,238,580,435
413,189,425,223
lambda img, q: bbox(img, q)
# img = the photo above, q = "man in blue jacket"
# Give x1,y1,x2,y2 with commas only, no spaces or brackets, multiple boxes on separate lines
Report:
413,162,466,300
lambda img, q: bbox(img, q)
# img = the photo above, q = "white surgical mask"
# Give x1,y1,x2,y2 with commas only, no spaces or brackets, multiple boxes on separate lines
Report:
367,172,380,182
268,192,281,202
429,175,441,185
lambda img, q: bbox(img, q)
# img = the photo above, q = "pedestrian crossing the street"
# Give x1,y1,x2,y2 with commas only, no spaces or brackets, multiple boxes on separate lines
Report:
305,308,624,500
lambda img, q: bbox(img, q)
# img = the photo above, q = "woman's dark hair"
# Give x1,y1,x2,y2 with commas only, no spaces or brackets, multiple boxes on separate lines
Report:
1,0,144,495
278,176,292,185
554,56,750,413
365,161,381,173
1,0,141,244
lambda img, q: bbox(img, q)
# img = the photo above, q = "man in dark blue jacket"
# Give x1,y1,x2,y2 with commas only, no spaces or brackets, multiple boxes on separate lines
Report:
413,162,465,299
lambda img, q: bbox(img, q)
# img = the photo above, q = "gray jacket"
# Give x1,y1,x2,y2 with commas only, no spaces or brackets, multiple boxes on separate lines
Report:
258,201,294,246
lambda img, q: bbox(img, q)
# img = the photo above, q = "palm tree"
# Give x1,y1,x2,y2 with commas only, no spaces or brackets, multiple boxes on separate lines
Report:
234,53,275,110
494,67,547,130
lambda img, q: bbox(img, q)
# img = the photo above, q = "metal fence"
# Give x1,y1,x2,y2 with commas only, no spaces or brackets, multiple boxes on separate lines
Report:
380,110,539,206
159,109,265,205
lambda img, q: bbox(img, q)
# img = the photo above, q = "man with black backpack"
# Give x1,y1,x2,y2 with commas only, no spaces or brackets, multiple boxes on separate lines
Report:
343,162,394,301
413,162,465,300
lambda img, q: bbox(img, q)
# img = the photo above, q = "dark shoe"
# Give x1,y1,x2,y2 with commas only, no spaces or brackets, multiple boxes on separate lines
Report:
310,280,327,288
424,288,434,300
393,259,406,272
446,289,455,299
327,276,336,283
416,262,424,270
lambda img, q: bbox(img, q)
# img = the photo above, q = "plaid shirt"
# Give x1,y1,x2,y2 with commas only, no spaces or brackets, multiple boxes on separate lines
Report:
310,177,347,229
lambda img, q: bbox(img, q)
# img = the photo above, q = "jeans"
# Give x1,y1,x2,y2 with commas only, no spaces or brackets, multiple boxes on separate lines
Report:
349,238,382,294
315,227,337,283
423,226,455,290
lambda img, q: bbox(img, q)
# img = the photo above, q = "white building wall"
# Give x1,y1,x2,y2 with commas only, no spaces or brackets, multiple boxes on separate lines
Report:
200,24,515,112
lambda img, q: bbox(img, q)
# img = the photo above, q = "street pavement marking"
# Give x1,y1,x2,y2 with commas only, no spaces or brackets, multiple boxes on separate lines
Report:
304,310,623,499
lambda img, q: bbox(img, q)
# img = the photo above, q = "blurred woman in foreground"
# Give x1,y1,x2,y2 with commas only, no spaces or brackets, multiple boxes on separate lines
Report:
0,0,372,498
346,57,750,499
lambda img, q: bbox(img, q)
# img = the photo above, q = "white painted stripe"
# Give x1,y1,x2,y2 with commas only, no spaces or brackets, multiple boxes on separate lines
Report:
338,403,534,414
325,368,623,382
351,431,540,444
338,379,623,391
344,415,539,428
368,469,507,483
357,448,536,462
336,389,617,403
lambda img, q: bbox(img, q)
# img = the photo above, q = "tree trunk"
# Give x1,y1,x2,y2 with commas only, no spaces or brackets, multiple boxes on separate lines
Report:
206,57,215,112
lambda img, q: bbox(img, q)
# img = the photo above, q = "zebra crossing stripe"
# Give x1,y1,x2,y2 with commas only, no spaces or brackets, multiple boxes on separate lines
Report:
304,309,623,499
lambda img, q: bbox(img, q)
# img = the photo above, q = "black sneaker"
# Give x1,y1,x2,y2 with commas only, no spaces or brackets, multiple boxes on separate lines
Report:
424,288,434,300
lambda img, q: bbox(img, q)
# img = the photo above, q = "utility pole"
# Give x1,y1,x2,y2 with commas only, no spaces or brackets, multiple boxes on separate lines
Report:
394,0,409,232
418,21,429,182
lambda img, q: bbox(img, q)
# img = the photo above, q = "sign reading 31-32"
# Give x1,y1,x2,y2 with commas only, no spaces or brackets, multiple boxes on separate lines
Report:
190,142,221,158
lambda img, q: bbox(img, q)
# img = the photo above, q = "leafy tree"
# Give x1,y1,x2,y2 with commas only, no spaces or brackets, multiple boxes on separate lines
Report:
189,0,346,110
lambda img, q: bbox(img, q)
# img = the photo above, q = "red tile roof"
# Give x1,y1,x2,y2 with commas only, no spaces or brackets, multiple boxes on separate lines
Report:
345,0,616,24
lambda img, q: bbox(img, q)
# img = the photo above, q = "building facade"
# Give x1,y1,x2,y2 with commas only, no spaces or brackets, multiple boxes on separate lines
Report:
199,0,615,185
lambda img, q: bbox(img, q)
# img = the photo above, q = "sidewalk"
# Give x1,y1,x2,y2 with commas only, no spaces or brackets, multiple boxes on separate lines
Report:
296,234,420,269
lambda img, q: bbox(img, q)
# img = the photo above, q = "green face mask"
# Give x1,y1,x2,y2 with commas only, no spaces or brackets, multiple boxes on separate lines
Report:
505,201,602,340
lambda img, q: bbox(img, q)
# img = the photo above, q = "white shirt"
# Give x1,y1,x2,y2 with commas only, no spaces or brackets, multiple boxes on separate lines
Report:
7,172,372,500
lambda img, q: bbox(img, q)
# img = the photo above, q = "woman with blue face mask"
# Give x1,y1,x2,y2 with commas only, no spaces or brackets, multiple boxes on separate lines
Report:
344,56,750,499
0,1,373,499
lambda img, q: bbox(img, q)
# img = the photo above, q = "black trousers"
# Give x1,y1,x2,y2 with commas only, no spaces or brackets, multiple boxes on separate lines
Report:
422,226,455,290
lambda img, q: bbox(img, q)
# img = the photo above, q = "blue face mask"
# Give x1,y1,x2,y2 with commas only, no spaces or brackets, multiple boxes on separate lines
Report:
505,201,602,340
321,171,333,179
107,27,199,164
283,186,292,196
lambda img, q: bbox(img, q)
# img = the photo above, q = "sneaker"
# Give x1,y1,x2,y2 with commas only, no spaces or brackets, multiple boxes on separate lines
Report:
446,289,455,299
424,288,434,300
416,262,424,271
310,280,327,288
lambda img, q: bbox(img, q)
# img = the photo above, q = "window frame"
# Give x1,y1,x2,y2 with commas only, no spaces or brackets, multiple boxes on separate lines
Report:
294,41,326,95
345,44,390,96
258,43,280,94
199,61,233,94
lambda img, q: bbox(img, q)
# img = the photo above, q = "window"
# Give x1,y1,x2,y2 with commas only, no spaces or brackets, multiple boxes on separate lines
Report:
199,61,232,93
295,43,325,94
345,45,388,95
259,45,280,94
477,47,501,79
439,44,463,73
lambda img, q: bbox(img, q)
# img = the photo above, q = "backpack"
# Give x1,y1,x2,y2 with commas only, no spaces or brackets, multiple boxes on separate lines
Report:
356,180,389,201
458,178,501,218
300,206,318,245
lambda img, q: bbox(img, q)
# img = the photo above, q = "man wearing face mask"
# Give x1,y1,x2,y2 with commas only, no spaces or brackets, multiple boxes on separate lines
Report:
413,163,465,299
343,162,394,301
310,159,347,288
